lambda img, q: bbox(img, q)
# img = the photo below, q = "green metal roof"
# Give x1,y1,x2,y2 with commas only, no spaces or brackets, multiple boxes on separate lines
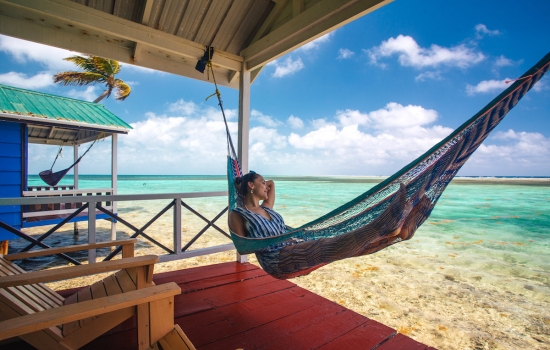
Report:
0,84,132,131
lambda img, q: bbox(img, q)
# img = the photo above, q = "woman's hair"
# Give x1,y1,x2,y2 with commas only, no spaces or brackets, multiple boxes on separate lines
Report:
234,171,260,202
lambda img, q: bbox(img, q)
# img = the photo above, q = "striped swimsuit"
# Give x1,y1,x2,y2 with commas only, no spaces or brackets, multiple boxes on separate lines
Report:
233,206,287,238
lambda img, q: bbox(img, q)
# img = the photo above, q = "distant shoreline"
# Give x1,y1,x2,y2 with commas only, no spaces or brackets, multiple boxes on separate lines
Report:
27,174,550,186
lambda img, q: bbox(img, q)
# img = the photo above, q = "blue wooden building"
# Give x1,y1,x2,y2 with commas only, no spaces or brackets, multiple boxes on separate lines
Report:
0,84,131,243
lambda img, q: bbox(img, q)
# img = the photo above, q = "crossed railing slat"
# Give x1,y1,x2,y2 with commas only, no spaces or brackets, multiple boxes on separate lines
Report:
0,192,232,263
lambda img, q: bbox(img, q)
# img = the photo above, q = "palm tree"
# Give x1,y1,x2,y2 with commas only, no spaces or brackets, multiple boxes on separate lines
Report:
53,55,131,103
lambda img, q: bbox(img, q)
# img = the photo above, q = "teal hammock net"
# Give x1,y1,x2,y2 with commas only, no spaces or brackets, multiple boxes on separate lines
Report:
219,52,550,280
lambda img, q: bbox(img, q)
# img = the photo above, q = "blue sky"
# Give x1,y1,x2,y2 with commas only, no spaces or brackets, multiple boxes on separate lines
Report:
1,0,549,176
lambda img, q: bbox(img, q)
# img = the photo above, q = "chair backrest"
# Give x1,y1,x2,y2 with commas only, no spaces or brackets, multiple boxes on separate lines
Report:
0,257,65,340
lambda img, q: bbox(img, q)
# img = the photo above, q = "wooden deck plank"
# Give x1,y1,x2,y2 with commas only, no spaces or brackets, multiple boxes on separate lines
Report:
152,262,260,286
316,319,397,349
4,262,434,350
176,286,325,347
175,267,268,293
174,276,294,317
376,333,430,349
196,300,367,350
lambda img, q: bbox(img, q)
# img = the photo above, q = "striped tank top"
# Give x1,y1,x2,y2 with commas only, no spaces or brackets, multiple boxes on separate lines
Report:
233,206,287,238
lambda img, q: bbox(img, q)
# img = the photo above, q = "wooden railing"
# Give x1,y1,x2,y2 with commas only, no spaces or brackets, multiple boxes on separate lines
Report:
23,188,112,220
0,191,234,264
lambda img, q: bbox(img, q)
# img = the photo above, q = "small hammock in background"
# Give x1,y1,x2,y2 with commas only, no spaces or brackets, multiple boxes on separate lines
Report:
206,51,549,280
39,134,103,186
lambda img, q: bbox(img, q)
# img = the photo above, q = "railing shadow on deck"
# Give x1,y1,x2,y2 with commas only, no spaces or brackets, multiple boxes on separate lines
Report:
0,191,234,264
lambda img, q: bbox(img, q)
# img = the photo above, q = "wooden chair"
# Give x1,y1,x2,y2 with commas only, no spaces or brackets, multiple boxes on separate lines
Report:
0,239,182,350
151,324,197,350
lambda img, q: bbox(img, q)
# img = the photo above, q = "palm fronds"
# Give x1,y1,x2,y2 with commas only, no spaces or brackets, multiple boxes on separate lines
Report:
54,55,130,103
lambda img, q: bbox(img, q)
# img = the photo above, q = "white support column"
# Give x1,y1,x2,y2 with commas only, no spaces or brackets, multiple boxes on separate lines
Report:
111,134,118,240
173,198,182,255
73,144,79,189
236,61,251,264
73,144,79,235
88,200,96,263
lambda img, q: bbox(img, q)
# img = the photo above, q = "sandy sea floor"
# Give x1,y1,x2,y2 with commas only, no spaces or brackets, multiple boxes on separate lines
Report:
13,177,550,349
20,220,546,350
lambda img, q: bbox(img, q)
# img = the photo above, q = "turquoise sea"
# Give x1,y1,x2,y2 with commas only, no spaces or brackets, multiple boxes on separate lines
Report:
25,174,550,271
21,174,550,348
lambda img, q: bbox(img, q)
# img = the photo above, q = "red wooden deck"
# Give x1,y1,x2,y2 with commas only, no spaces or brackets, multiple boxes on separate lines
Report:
7,262,435,350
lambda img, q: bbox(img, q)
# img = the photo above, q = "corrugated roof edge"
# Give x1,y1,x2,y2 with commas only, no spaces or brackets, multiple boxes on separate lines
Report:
0,84,133,130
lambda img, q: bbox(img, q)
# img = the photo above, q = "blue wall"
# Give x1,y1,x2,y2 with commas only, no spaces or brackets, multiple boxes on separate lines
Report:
0,121,25,240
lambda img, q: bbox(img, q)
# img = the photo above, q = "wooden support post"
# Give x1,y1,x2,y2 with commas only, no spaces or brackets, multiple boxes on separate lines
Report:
136,265,151,349
0,240,8,255
173,198,182,255
74,143,79,236
111,133,118,241
73,144,79,189
237,61,250,264
88,200,96,263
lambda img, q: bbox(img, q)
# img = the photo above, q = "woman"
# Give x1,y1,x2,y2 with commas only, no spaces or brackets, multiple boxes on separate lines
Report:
229,171,287,238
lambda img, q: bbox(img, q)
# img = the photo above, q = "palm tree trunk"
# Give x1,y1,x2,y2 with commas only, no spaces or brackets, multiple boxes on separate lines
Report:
94,89,110,103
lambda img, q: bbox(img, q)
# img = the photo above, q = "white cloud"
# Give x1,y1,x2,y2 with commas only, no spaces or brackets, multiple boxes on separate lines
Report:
494,55,516,68
475,24,501,39
415,70,443,82
299,32,333,51
251,109,281,127
0,71,52,89
250,126,287,149
492,55,522,75
168,99,198,115
270,57,305,77
26,99,549,176
336,109,370,127
533,76,549,92
287,115,304,129
367,35,485,69
118,113,236,174
67,86,98,102
464,130,550,173
338,48,354,59
466,78,511,95
0,35,76,71
336,103,439,130
286,103,450,173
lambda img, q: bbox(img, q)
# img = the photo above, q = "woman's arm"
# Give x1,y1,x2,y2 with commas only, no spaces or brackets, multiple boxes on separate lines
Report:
261,180,275,209
229,211,248,237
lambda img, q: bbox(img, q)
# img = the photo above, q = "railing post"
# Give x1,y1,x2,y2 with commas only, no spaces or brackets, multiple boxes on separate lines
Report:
173,198,182,255
111,133,118,241
74,143,79,236
88,200,96,263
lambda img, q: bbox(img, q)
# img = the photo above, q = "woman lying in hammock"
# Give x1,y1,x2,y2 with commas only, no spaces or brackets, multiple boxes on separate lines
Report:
229,171,288,238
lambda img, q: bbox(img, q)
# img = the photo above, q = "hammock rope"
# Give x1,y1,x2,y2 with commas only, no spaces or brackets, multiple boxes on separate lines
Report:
39,132,105,187
205,51,550,280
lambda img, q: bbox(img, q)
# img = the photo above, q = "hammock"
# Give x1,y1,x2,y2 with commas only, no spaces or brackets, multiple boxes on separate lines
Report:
39,135,103,187
214,52,550,280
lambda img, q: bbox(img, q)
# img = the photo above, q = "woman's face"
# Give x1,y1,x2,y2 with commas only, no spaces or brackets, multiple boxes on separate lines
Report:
249,175,268,200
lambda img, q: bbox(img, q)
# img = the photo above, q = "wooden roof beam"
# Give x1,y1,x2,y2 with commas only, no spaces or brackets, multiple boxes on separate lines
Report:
242,0,391,71
133,0,154,63
0,0,242,87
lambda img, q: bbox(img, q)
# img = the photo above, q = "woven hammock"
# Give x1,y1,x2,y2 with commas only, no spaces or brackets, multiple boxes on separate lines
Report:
39,135,102,187
221,52,549,280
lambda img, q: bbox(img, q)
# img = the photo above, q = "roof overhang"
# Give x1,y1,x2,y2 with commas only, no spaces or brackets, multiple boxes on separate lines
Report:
0,0,391,88
1,112,129,145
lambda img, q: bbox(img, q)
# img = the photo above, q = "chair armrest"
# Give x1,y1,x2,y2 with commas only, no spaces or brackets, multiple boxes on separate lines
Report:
0,255,158,289
0,282,181,341
5,239,138,260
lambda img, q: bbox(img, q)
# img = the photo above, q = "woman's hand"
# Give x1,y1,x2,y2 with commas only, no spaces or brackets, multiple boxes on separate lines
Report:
262,180,276,209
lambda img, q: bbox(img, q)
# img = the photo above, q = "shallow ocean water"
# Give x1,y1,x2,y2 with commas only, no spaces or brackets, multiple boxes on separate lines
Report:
18,175,550,349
